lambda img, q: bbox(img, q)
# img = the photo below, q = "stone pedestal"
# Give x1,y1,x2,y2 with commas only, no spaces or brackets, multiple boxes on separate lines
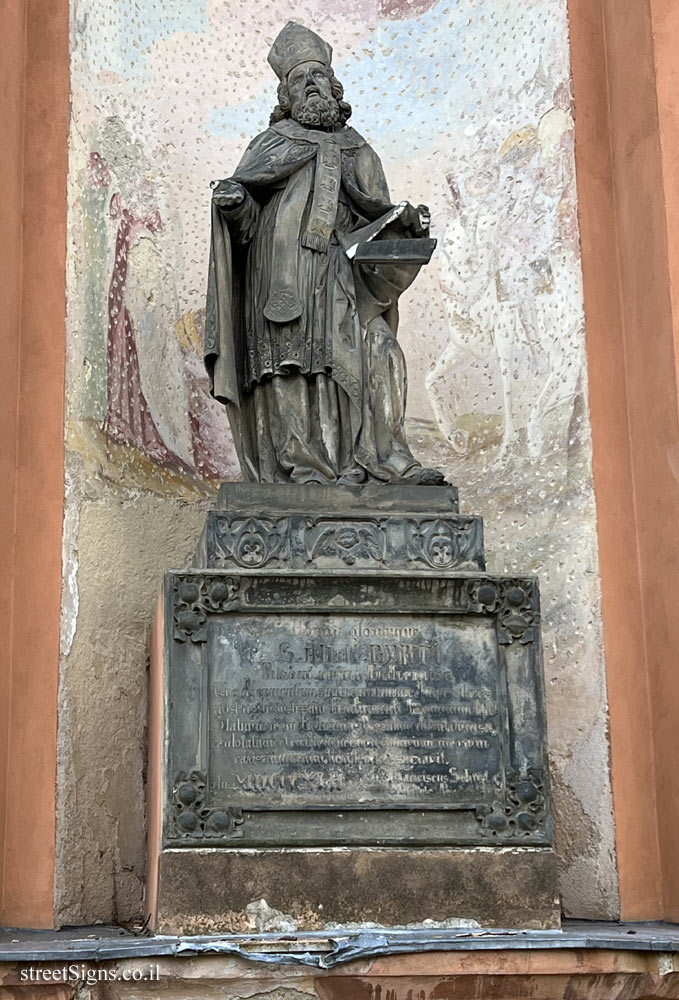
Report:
147,485,559,932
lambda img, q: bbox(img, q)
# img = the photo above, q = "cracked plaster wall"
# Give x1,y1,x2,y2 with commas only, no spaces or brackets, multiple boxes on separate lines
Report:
57,0,619,924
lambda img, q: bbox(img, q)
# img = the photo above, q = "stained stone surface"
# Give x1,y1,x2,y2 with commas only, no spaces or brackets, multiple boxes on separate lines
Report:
149,484,557,929
154,847,560,934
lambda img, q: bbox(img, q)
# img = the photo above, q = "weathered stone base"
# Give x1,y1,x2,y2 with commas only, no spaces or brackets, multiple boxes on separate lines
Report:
151,846,560,933
149,483,557,934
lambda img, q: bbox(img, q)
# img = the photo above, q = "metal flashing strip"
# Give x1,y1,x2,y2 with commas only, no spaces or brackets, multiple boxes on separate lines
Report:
0,922,679,969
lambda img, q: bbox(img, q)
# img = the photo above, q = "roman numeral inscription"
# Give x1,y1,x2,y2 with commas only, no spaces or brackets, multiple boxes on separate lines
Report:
206,613,502,808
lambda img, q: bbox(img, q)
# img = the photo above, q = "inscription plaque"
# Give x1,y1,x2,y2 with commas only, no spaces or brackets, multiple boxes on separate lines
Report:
208,613,500,807
163,569,551,849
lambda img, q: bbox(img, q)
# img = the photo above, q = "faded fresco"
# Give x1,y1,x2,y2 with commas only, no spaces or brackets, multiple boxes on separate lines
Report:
60,0,619,923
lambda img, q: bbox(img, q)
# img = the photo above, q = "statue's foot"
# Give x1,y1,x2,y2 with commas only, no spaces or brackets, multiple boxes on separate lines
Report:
337,468,368,486
413,466,447,486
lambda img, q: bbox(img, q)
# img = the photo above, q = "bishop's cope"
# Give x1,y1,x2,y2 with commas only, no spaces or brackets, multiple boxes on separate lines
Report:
205,22,445,486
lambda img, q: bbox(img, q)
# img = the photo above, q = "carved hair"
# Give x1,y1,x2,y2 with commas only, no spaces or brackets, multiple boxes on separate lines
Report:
269,72,352,127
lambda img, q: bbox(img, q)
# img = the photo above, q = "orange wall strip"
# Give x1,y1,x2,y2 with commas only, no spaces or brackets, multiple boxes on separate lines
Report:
570,0,679,920
0,0,69,928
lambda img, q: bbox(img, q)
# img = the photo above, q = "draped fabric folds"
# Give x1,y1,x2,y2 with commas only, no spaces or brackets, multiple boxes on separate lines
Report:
204,120,425,485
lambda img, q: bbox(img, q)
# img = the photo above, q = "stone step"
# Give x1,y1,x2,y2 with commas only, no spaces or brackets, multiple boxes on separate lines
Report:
216,482,460,515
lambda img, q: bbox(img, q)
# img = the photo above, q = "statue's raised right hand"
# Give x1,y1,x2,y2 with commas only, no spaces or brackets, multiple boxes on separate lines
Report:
211,179,246,209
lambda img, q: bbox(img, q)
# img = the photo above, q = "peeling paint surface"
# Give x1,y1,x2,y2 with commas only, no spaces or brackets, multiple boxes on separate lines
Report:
60,0,619,923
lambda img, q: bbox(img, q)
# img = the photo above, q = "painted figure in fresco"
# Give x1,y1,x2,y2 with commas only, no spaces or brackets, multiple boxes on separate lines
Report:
428,86,583,464
98,136,237,482
205,22,444,485
104,190,184,468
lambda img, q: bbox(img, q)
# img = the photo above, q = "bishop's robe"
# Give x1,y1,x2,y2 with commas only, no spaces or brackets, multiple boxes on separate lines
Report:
204,117,425,485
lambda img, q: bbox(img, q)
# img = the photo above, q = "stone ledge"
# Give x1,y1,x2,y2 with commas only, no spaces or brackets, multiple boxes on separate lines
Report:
215,482,460,515
153,846,560,934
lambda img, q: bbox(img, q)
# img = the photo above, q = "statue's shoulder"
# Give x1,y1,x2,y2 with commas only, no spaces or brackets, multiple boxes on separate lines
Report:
339,126,368,149
269,119,366,150
245,127,283,151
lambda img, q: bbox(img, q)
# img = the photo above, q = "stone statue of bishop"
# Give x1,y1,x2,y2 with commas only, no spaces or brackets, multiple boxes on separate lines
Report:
205,21,445,485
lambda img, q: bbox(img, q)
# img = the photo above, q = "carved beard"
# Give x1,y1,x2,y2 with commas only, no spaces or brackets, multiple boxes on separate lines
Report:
291,94,341,130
